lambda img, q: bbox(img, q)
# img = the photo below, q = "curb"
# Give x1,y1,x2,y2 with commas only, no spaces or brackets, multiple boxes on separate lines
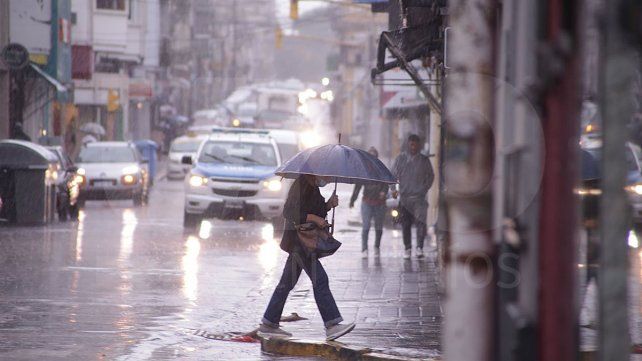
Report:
260,337,438,361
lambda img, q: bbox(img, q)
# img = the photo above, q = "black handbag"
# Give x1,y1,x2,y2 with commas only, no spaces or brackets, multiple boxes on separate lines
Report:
294,222,342,258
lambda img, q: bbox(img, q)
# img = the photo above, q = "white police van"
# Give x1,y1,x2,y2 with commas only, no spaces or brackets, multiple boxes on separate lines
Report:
182,129,292,228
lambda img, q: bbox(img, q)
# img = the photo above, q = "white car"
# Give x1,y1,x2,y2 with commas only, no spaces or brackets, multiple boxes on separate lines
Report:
76,142,149,206
267,129,302,162
182,129,292,227
167,134,207,180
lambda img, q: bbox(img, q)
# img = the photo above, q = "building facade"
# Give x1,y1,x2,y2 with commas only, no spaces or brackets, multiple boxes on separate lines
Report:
0,0,72,144
159,0,277,118
71,0,158,143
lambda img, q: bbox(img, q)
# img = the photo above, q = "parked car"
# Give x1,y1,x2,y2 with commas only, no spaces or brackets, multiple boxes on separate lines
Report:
167,134,207,180
75,142,150,206
182,128,293,228
46,146,81,221
585,142,642,225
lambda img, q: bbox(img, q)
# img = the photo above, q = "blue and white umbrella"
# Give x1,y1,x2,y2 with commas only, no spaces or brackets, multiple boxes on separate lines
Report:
275,144,396,185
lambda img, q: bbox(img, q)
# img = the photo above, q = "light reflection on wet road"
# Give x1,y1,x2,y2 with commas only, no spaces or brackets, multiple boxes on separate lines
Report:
0,178,320,360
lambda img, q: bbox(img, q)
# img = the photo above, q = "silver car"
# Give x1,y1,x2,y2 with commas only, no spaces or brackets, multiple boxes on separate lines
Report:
76,142,149,206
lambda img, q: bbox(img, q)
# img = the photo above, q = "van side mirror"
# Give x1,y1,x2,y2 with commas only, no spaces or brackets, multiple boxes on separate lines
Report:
181,155,193,165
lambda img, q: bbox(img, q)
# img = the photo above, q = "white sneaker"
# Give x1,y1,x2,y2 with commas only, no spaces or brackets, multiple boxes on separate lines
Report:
326,322,355,341
257,323,292,338
403,249,411,259
416,247,424,258
374,248,380,257
361,250,368,259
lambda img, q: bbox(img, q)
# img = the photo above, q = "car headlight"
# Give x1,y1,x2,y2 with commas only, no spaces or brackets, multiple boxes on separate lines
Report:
122,165,140,175
575,187,602,196
77,167,86,176
262,177,282,192
391,209,399,218
121,174,137,185
189,174,208,187
74,175,86,185
627,184,642,195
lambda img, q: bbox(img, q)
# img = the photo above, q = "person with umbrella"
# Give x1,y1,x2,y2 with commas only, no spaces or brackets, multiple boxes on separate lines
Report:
258,142,396,340
391,134,435,259
349,147,388,258
79,122,105,145
258,174,355,340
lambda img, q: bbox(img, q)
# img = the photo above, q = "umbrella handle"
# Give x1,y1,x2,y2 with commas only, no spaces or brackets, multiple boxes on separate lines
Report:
331,185,337,235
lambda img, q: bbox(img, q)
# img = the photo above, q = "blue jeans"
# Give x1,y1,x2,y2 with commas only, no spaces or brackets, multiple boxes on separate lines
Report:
361,203,385,251
262,245,343,328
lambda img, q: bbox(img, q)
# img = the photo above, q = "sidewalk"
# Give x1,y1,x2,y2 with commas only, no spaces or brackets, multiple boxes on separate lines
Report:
261,188,443,360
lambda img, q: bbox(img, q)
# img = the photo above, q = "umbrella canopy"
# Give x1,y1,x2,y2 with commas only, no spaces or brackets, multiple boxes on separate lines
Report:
79,122,105,136
275,144,396,184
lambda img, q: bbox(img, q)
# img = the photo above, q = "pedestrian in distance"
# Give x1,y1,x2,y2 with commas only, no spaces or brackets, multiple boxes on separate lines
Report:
349,146,388,259
391,134,435,259
258,174,355,341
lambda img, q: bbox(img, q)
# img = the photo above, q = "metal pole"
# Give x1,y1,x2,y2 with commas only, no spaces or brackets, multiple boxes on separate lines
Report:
598,0,636,358
442,0,496,360
537,0,581,359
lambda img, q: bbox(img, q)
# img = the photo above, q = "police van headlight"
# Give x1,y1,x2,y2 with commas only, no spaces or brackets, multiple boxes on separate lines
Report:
262,177,282,192
189,174,208,187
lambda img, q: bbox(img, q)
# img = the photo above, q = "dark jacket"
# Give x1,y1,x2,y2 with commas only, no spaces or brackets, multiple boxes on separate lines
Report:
349,183,388,207
280,176,328,253
391,152,434,198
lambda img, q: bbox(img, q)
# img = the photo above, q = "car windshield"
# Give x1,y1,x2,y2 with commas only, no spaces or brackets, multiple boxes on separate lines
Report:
629,144,642,172
198,141,277,166
77,146,136,163
278,143,299,162
47,149,67,168
258,109,292,121
171,140,202,153
587,146,641,173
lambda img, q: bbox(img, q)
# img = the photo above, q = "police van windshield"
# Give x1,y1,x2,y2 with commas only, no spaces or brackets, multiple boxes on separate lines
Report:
198,141,277,166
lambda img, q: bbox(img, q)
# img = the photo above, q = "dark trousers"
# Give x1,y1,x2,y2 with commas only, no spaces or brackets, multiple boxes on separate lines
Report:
262,245,343,328
399,196,428,250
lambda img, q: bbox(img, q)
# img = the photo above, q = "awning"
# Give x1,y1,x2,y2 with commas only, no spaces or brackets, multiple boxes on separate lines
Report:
29,63,67,93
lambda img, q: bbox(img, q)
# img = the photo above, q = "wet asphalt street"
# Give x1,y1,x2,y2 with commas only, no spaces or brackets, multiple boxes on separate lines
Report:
0,175,442,360
0,177,328,360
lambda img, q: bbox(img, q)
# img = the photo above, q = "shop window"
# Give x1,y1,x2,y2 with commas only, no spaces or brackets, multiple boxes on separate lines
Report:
96,0,126,11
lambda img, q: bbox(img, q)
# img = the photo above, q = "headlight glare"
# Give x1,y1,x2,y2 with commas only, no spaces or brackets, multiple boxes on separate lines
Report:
263,178,282,192
122,174,136,185
627,184,642,195
189,174,208,187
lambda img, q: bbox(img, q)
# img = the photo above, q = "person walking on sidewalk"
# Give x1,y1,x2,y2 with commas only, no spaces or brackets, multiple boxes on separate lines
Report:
391,134,434,259
350,147,388,259
258,174,355,341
